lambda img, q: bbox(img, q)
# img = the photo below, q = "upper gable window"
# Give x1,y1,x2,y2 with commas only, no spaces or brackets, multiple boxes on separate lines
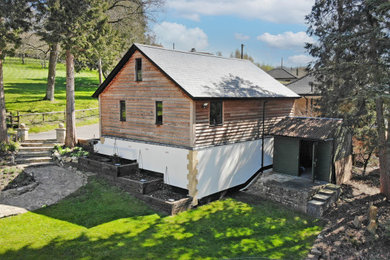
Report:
135,58,142,81
120,100,126,122
156,101,163,125
210,101,223,126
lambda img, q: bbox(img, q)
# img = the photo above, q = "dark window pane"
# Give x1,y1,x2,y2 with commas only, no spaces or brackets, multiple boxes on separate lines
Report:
210,101,222,126
135,58,142,81
120,100,126,121
156,101,163,125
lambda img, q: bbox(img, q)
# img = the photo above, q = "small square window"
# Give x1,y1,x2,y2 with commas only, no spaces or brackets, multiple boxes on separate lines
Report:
156,101,163,125
135,58,142,81
210,101,222,126
120,100,126,121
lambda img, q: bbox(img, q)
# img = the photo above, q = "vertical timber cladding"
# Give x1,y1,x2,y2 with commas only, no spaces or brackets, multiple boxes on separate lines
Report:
99,50,193,147
194,99,294,147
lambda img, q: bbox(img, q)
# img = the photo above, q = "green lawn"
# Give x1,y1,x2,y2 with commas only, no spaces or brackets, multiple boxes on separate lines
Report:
3,57,99,113
0,178,322,259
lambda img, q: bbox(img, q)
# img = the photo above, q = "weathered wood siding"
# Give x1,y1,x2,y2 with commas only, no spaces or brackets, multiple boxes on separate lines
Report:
100,50,192,147
195,99,294,147
293,96,320,117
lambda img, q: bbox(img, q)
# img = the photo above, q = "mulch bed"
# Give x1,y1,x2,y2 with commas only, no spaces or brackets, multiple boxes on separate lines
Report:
310,167,390,259
121,170,162,182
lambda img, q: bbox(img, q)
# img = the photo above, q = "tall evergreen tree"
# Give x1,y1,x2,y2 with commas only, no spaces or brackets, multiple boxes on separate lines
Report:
0,0,32,143
306,0,390,198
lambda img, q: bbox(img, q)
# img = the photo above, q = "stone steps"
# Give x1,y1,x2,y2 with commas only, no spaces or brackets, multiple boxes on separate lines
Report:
19,146,54,152
22,139,57,144
15,139,59,167
15,156,52,164
20,142,56,147
18,151,52,157
307,184,341,217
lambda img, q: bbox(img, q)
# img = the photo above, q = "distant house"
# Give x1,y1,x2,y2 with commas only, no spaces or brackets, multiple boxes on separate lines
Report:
92,43,299,203
267,67,298,83
286,74,320,116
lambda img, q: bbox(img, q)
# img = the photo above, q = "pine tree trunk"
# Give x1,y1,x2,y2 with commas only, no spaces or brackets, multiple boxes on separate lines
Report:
98,57,103,85
376,97,390,199
65,50,77,148
44,43,58,101
0,50,8,144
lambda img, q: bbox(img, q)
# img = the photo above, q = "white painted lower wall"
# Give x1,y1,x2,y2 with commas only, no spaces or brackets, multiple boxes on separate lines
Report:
196,138,273,198
94,137,189,189
94,137,274,199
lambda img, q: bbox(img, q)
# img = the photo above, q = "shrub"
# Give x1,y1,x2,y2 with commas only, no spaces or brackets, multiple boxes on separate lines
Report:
0,141,20,154
53,145,89,157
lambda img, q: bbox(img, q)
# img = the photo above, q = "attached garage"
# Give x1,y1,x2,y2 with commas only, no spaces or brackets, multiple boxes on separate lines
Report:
271,117,352,184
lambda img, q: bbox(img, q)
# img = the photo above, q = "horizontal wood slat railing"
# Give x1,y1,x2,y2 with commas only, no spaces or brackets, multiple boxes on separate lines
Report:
6,108,99,127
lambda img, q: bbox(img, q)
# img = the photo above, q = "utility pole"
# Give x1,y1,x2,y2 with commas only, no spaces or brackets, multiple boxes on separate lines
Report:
241,44,244,59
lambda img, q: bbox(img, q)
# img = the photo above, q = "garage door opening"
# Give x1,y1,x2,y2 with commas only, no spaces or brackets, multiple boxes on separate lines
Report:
299,140,314,179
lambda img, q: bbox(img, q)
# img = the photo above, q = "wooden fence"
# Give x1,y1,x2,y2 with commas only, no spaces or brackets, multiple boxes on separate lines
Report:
6,108,98,128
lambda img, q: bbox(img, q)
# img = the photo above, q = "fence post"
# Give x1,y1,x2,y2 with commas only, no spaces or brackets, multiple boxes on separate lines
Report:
17,111,20,128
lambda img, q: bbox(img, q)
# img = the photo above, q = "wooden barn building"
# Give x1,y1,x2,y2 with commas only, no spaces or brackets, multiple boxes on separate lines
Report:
92,43,350,203
286,74,320,117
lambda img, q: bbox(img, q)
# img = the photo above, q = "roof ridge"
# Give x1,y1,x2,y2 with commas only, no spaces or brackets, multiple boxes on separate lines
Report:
134,43,248,62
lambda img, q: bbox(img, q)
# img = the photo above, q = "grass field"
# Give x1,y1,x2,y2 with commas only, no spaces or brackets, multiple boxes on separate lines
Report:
0,177,322,259
3,57,99,113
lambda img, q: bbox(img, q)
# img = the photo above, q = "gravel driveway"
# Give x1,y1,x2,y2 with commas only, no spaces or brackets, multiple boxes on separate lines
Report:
0,166,88,218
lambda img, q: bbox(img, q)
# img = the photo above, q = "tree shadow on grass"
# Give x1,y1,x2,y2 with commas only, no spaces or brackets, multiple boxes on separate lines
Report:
4,77,99,112
5,76,98,98
0,179,322,260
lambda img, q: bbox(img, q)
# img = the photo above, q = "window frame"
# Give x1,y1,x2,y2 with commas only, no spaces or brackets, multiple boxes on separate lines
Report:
120,100,126,122
209,101,223,126
155,101,163,125
135,58,142,81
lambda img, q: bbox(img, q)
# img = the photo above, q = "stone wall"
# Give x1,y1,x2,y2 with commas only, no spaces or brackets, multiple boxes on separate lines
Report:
246,172,324,213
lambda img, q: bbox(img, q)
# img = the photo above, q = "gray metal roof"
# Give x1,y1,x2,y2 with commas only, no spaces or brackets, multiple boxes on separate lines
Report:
287,74,318,95
136,44,299,99
270,117,342,140
266,67,298,81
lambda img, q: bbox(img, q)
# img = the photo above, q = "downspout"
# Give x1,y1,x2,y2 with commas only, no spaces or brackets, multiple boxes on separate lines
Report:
261,100,268,172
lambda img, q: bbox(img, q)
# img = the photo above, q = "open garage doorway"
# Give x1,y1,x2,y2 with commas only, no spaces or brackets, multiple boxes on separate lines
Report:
299,140,315,179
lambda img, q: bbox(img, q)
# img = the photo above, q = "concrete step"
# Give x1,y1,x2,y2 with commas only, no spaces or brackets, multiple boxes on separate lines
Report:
307,199,327,218
325,183,341,197
16,162,56,168
318,189,337,204
16,157,52,164
21,142,56,147
17,151,51,158
19,146,54,152
312,193,331,202
23,139,58,144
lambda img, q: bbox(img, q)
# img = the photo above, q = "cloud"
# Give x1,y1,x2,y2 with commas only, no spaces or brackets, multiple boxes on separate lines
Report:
153,22,209,51
234,33,250,41
257,31,314,49
167,0,313,24
288,54,314,65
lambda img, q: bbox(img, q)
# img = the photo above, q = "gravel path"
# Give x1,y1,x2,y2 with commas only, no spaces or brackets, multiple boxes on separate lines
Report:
30,124,99,140
0,165,87,217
